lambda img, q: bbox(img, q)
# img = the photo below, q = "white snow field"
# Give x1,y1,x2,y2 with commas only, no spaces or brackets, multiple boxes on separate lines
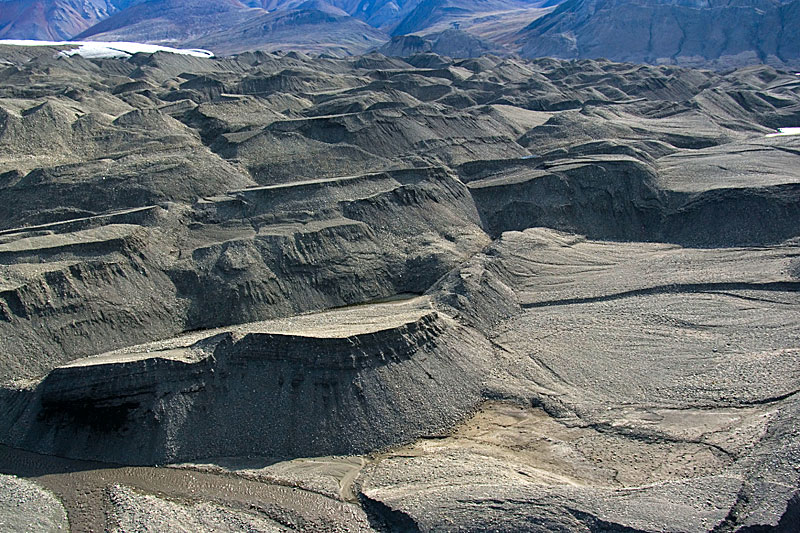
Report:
0,39,214,59
766,127,800,137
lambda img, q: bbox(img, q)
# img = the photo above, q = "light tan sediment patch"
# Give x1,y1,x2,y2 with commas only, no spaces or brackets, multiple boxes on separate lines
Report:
366,400,770,489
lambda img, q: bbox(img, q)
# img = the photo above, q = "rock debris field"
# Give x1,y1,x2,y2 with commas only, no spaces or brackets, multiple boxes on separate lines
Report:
0,45,798,531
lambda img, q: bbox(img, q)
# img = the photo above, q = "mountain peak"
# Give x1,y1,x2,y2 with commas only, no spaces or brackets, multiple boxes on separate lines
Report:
295,0,349,15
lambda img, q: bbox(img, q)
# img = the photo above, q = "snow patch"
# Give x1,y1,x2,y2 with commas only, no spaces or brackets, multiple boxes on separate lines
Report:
766,127,800,137
0,40,214,59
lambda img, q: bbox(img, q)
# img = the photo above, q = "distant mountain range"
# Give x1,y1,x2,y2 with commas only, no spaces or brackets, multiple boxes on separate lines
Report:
74,0,261,45
0,0,798,68
0,0,144,40
516,0,800,69
182,1,391,56
0,0,530,43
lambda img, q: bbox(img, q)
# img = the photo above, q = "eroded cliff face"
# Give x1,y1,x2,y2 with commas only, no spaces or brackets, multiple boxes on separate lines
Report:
3,300,498,464
0,49,798,531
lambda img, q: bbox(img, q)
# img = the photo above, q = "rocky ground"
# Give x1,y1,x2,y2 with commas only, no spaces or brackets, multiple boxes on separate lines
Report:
0,472,67,531
0,45,798,531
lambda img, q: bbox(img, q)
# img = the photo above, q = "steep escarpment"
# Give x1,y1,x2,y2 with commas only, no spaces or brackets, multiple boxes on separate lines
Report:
467,155,667,241
466,146,800,246
171,167,488,330
0,216,188,379
1,299,496,464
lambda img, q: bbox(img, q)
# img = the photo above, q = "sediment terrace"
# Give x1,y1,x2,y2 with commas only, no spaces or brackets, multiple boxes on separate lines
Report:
0,165,488,381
